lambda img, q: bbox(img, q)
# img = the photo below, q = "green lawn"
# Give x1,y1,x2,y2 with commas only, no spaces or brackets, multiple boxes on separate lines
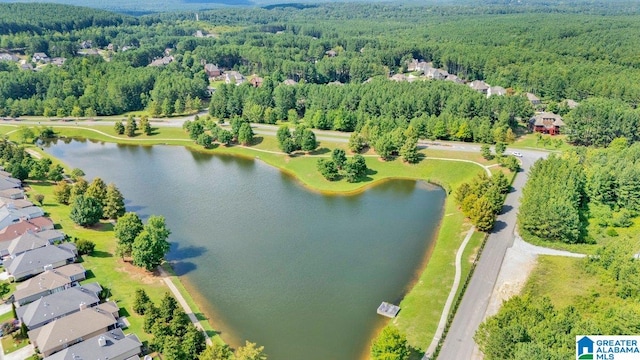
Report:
7,123,497,354
512,133,570,151
1,334,29,355
0,311,14,324
25,181,222,346
522,256,599,309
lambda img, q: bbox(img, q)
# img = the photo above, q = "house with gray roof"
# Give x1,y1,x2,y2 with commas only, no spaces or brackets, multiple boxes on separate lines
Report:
5,244,76,281
488,86,507,97
44,328,142,360
0,188,24,199
445,74,465,84
28,307,118,357
148,56,174,67
0,197,33,209
526,92,541,105
32,53,49,64
0,53,19,62
426,67,449,80
16,284,101,330
469,80,490,94
0,204,45,231
0,177,20,191
0,229,66,257
12,265,87,306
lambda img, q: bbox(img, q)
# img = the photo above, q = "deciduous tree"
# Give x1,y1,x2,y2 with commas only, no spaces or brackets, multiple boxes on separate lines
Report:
114,212,144,259
69,195,103,227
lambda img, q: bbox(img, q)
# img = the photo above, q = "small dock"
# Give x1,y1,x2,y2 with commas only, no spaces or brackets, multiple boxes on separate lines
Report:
377,302,400,318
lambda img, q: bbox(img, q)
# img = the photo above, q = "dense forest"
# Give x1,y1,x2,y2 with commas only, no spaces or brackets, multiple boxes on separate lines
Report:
0,2,639,147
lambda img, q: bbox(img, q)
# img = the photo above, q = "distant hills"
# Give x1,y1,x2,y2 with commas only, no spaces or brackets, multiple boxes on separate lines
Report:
0,0,393,15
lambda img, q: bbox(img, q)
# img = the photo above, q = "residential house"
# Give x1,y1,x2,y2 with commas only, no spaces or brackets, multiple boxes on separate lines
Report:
17,284,101,330
565,99,579,109
0,188,24,199
529,112,565,135
469,80,490,94
5,244,77,281
390,74,407,82
426,68,449,80
0,204,45,231
0,229,66,258
50,57,66,66
96,301,120,319
445,74,465,84
194,30,204,38
28,307,118,357
283,79,298,86
250,76,264,88
0,197,33,209
0,53,19,62
78,49,100,56
488,86,507,97
12,265,88,306
52,263,85,282
80,40,93,49
44,328,142,360
325,50,337,57
526,92,541,105
32,53,49,64
407,59,420,72
224,71,245,85
0,176,20,191
204,63,221,78
148,56,174,67
0,218,55,242
20,62,34,71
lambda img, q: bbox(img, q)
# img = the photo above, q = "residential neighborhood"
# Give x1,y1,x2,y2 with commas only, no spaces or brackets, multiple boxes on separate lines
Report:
0,170,144,360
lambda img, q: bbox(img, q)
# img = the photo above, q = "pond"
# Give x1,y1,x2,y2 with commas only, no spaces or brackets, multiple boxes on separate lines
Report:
43,139,445,360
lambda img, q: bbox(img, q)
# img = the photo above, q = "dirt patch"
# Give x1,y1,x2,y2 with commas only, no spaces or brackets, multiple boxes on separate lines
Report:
484,247,537,317
116,262,161,285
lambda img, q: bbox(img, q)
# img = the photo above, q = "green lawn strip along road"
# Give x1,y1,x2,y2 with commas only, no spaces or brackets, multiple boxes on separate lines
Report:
4,123,490,353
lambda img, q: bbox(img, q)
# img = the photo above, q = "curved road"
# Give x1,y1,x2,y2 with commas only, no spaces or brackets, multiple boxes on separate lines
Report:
436,150,546,360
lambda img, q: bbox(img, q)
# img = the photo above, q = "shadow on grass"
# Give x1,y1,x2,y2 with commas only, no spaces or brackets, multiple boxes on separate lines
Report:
84,269,96,280
119,307,131,317
91,250,113,258
90,222,114,232
251,136,264,146
310,147,330,155
409,346,425,360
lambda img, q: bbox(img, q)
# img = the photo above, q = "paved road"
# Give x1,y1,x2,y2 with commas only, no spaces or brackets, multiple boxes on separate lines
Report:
437,152,545,360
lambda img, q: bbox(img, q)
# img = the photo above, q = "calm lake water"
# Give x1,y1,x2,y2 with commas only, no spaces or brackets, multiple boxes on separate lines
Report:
43,139,445,360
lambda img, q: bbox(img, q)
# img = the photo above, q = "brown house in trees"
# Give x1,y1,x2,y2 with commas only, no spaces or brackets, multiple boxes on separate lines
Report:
529,112,565,135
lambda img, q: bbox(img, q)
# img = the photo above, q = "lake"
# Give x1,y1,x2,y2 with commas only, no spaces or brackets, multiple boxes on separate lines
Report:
43,139,445,360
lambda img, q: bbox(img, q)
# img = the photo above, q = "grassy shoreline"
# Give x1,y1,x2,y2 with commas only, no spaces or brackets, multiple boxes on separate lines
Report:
2,124,489,355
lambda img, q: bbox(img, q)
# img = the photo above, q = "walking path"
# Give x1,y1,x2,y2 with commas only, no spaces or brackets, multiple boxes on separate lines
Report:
157,265,213,346
423,226,476,359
